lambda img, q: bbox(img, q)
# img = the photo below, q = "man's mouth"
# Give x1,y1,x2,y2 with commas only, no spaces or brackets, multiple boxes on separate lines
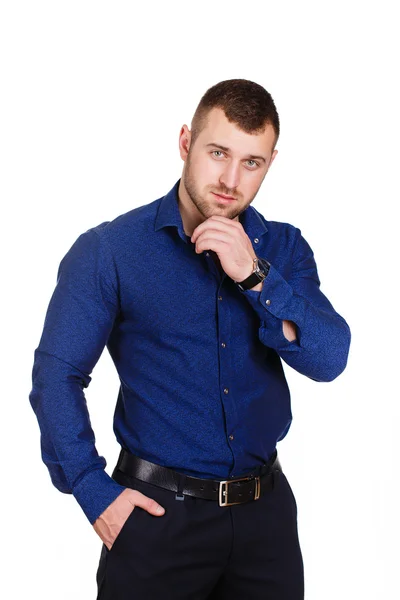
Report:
212,192,236,202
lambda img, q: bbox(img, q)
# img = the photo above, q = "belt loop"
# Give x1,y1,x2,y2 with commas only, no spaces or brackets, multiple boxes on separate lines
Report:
175,473,186,501
116,447,125,471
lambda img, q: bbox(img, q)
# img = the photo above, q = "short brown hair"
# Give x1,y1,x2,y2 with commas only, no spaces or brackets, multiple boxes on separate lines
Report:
190,79,280,149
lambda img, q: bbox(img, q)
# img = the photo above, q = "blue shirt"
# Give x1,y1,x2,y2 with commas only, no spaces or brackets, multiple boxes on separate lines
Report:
29,178,351,525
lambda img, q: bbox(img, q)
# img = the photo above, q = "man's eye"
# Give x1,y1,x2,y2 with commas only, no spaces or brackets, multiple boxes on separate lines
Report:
211,152,258,168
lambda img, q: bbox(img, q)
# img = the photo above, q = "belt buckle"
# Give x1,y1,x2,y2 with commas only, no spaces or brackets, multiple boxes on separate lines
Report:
218,475,261,507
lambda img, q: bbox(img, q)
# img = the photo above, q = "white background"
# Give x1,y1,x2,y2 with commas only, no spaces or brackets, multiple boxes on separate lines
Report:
1,1,399,598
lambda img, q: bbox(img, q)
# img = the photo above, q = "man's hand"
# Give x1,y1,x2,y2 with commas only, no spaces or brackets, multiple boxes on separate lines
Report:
191,215,257,282
191,215,298,342
93,488,165,551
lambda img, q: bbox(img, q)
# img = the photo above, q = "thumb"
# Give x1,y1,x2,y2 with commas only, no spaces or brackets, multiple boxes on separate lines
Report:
128,489,165,516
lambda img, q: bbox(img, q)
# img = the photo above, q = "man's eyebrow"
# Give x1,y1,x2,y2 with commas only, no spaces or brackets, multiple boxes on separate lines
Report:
205,143,267,163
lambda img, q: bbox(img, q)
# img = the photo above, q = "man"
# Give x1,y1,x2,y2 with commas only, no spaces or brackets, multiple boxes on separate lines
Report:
29,78,351,599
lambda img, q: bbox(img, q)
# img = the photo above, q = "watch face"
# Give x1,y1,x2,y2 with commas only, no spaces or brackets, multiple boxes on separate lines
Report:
257,258,270,275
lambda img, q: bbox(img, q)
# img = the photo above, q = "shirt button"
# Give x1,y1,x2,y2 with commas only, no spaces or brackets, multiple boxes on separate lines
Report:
265,299,271,306
229,434,234,441
205,252,209,256
223,388,229,394
221,342,226,348
218,296,223,301
254,238,259,244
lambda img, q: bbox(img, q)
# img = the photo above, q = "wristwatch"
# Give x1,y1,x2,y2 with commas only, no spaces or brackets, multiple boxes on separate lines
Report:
235,256,271,291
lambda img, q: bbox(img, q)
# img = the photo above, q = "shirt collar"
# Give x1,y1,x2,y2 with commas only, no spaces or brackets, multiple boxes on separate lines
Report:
155,178,268,244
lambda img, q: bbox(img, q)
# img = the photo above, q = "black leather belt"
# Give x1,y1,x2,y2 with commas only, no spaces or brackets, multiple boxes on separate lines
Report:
115,448,282,507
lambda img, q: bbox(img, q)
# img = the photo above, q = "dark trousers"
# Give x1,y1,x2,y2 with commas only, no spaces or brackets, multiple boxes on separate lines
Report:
96,460,304,599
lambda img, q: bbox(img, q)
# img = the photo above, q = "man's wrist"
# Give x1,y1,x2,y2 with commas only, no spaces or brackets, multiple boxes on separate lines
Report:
249,280,263,292
72,468,127,525
235,256,270,292
236,257,257,283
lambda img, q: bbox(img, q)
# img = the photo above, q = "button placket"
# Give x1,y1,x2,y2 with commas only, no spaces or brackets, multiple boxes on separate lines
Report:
216,281,236,467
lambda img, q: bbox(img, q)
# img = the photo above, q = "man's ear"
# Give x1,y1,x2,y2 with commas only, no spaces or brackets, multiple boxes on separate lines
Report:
178,125,191,161
269,148,278,167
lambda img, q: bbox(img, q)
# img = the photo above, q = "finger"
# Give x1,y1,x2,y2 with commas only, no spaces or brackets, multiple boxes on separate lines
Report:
126,488,165,515
195,236,230,254
195,228,233,241
205,215,242,228
191,216,240,242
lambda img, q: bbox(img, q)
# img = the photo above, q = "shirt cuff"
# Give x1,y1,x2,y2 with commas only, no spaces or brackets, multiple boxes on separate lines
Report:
72,468,127,525
238,264,304,351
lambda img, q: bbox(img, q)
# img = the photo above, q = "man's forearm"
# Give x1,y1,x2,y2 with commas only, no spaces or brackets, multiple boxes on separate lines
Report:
282,320,297,342
240,264,350,381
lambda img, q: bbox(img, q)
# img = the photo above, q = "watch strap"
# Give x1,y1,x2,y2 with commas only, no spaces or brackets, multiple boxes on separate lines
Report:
236,257,270,291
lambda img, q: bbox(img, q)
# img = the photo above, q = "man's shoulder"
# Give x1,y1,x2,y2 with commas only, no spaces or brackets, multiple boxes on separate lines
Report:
250,205,301,241
87,193,164,243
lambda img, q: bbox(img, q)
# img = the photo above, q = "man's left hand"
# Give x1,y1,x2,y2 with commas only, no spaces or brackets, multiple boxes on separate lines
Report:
191,215,257,282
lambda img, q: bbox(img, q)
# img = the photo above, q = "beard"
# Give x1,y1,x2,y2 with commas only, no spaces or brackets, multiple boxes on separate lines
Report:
183,150,256,221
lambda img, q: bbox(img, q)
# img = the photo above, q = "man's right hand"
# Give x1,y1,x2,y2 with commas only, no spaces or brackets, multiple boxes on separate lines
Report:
93,488,165,550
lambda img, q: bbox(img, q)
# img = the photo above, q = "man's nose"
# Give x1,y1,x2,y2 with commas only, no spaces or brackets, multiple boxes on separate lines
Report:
219,161,240,192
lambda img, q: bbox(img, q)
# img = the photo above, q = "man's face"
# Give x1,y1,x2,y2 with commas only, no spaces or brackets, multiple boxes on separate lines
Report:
180,107,278,222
